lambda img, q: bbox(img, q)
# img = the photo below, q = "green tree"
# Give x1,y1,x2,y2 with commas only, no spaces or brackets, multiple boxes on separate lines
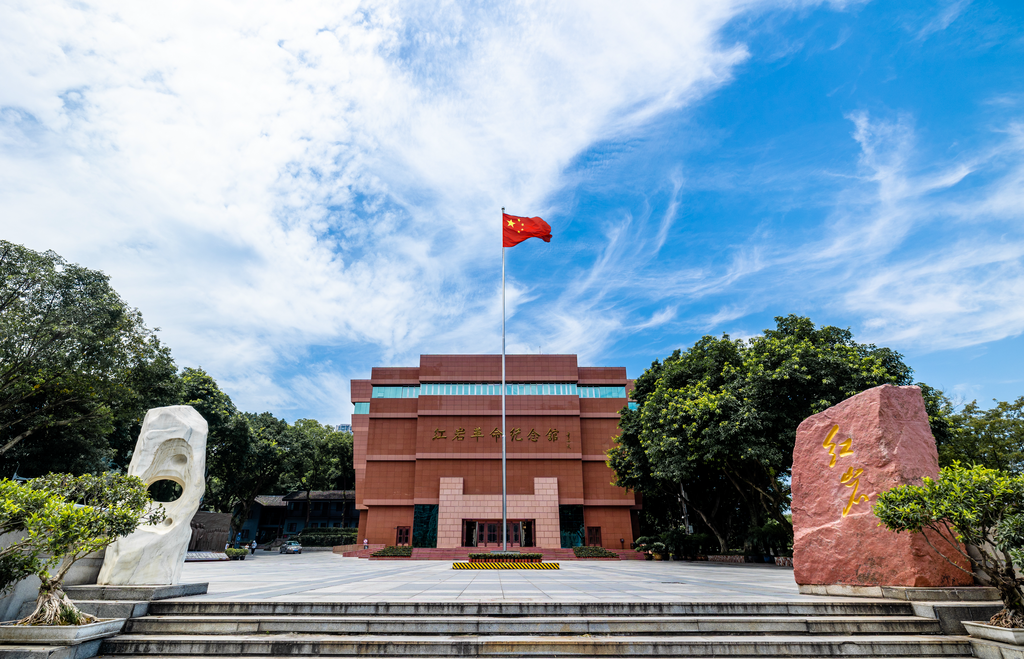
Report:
6,473,164,626
177,367,250,512
874,464,1024,626
0,242,144,455
0,241,180,477
285,420,350,526
609,315,913,552
223,412,289,534
939,396,1024,474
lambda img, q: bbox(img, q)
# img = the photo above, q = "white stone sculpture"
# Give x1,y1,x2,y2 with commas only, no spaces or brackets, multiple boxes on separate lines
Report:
97,405,208,585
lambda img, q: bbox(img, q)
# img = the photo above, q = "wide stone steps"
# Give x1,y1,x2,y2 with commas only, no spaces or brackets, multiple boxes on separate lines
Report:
95,599,974,658
145,601,920,616
123,614,942,635
98,633,972,657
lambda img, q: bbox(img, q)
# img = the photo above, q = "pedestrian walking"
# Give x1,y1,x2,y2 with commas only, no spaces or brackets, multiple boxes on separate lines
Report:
250,539,257,555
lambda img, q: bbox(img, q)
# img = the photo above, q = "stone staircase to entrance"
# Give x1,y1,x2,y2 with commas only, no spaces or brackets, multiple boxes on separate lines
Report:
96,600,974,657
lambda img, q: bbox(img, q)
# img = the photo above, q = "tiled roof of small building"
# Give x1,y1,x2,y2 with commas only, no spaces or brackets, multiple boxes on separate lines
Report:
253,495,286,507
281,490,355,501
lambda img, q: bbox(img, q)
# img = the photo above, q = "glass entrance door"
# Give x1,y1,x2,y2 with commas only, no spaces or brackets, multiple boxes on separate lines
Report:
461,519,536,547
462,521,478,547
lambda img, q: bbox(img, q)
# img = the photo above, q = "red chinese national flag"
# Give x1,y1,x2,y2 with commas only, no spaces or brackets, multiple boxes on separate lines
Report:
503,213,552,248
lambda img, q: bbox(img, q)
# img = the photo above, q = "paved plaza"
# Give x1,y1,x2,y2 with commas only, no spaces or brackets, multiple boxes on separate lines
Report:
176,552,833,603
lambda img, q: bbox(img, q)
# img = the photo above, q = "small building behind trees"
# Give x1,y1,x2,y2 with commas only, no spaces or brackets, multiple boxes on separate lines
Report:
239,491,359,543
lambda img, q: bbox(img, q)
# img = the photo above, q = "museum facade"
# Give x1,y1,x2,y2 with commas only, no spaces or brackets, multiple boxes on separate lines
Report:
351,354,640,550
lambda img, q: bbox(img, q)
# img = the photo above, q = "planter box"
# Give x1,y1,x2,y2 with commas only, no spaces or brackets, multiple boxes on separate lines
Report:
775,556,794,567
0,618,125,645
707,554,745,563
963,621,1024,645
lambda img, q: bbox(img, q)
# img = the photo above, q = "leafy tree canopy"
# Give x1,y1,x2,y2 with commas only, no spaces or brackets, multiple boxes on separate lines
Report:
921,387,1024,474
609,315,914,552
0,241,174,473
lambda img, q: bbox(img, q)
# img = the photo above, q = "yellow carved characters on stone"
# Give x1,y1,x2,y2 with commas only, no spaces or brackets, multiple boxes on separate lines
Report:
822,424,870,517
471,427,484,442
822,425,853,467
526,428,540,442
452,427,465,441
840,467,869,516
546,428,559,442
490,428,502,442
509,427,522,441
431,428,446,441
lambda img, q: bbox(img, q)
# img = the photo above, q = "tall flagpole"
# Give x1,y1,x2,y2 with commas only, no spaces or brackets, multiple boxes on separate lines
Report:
501,207,508,552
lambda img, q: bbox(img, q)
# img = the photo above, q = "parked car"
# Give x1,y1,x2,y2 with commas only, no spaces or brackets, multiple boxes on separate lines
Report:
280,540,302,554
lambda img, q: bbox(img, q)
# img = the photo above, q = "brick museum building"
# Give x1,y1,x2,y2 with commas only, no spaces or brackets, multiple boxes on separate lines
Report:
350,354,641,550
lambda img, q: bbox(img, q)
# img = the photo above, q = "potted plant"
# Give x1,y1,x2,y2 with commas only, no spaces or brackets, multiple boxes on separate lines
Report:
0,473,163,640
225,548,248,560
650,542,667,561
633,536,654,560
874,463,1024,638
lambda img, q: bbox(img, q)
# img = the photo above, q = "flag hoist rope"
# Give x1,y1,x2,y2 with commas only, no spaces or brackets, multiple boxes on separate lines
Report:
501,207,507,552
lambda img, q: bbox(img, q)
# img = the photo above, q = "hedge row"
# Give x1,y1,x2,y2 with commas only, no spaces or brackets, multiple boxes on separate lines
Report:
372,545,413,557
573,546,618,558
468,552,542,560
297,527,358,546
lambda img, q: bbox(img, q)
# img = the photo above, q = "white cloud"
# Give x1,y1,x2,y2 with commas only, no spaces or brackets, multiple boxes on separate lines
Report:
0,0,755,421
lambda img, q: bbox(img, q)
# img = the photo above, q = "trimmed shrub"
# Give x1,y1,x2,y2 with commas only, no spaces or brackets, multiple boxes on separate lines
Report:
573,546,618,558
297,527,358,547
372,545,412,557
225,548,248,560
468,552,542,560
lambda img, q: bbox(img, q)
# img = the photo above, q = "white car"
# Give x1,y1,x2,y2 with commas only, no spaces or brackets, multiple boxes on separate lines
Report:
279,540,302,554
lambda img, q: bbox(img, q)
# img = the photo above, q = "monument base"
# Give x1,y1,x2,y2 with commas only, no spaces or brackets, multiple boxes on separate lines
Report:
799,584,999,601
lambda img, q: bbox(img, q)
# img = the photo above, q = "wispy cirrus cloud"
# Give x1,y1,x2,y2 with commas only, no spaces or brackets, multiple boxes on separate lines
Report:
0,0,757,419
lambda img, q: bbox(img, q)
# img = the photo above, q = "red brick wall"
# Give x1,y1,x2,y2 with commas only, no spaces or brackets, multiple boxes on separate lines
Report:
580,418,620,456
363,461,415,502
368,419,417,457
413,459,584,502
351,379,372,401
365,506,414,545
582,461,634,503
418,354,578,382
577,366,627,384
584,506,635,549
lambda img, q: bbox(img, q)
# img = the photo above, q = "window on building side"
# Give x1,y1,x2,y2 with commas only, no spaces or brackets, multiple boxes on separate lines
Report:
371,386,420,398
353,402,370,414
286,523,296,532
578,386,627,399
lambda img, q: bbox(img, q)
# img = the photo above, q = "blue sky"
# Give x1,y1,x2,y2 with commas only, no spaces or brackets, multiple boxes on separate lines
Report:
2,0,1022,424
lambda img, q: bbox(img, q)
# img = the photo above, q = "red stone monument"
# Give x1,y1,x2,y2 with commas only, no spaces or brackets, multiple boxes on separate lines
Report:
792,384,971,588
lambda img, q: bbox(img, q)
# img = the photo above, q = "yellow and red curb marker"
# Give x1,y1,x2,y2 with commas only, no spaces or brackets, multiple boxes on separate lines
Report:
452,562,560,570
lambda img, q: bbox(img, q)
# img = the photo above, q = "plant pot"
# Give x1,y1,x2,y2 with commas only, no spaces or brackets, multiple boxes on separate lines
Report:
652,553,664,561
0,618,126,645
644,553,653,561
963,621,1024,645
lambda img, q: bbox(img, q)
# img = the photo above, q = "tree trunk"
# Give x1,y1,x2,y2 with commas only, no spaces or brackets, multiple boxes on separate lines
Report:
18,574,96,626
304,489,311,526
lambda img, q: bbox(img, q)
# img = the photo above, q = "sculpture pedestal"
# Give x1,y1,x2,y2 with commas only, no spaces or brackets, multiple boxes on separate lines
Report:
63,583,208,601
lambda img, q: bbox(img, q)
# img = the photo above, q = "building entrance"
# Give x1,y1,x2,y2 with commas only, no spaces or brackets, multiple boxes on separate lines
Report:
462,519,535,548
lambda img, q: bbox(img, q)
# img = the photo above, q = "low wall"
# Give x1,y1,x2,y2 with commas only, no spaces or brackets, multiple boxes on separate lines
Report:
0,532,104,622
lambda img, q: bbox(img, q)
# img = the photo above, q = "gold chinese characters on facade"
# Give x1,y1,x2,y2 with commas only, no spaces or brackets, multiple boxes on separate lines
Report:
822,425,869,517
431,426,572,448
